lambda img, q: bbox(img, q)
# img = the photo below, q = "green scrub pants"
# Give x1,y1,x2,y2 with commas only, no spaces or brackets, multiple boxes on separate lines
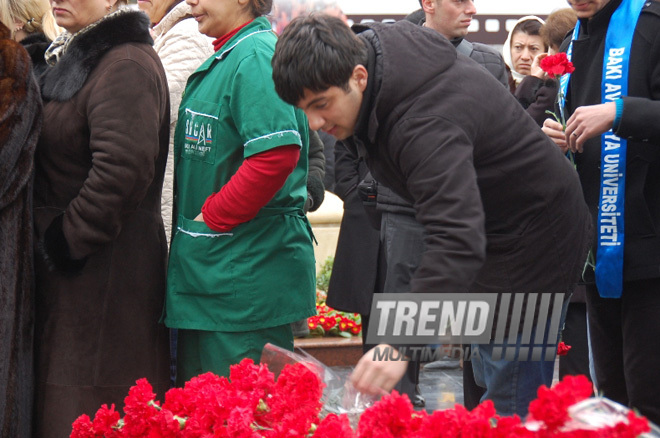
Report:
175,323,294,384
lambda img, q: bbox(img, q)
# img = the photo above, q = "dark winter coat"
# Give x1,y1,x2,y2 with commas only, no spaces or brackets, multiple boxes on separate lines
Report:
351,21,591,301
0,23,41,438
326,138,384,315
515,75,559,127
32,11,170,437
377,14,509,217
564,0,660,282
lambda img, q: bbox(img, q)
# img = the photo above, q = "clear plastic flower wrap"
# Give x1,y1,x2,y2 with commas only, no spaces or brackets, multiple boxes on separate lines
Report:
260,342,378,426
567,398,660,437
525,396,660,436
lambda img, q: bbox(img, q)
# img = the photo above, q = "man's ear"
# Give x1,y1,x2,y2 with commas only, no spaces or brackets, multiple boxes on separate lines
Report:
421,0,434,14
352,65,369,92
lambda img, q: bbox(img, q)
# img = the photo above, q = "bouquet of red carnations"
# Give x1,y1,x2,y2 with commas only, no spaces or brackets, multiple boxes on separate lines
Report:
70,358,325,437
71,359,653,437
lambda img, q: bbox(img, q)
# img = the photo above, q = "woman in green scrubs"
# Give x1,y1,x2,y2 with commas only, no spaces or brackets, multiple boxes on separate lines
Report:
165,0,316,382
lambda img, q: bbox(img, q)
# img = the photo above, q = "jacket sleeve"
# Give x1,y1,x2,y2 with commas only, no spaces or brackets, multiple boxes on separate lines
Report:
61,56,167,259
616,96,660,143
615,20,660,143
305,129,326,212
333,138,362,201
389,116,487,295
515,75,558,127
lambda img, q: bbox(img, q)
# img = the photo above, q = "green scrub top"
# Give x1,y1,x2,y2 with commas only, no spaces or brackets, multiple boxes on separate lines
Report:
165,17,316,332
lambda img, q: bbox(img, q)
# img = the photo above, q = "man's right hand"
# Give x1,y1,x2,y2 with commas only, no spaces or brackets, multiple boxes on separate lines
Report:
542,118,568,153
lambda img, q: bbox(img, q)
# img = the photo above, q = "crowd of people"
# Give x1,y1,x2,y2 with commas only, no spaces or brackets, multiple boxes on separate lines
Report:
1,0,659,435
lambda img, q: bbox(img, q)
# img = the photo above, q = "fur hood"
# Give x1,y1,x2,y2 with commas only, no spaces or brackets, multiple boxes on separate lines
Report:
40,10,153,101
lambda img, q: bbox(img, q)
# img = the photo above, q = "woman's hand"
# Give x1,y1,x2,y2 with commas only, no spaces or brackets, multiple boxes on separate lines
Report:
350,345,408,396
531,53,548,80
542,118,568,153
194,213,204,222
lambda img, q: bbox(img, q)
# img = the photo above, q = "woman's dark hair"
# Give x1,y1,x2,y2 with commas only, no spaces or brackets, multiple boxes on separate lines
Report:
512,18,543,38
247,0,273,17
272,13,368,106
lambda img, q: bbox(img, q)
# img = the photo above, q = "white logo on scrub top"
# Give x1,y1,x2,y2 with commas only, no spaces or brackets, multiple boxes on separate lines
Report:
183,109,218,159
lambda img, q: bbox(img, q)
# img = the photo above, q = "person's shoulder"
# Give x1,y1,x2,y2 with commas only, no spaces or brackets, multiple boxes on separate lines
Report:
0,31,31,83
403,8,425,25
636,1,660,43
641,0,660,18
219,23,275,62
101,41,165,84
469,41,504,59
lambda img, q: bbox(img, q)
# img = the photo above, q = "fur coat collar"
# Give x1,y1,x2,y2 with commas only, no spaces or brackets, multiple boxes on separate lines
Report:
40,10,153,102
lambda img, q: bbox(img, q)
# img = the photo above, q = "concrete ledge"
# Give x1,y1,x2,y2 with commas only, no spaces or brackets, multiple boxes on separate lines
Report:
294,336,363,367
307,191,343,225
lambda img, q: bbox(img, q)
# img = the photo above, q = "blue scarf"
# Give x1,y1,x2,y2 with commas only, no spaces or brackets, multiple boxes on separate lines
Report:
560,0,645,298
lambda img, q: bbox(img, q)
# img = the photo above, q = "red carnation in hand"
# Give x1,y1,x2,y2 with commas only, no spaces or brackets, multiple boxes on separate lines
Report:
557,341,572,356
540,52,575,78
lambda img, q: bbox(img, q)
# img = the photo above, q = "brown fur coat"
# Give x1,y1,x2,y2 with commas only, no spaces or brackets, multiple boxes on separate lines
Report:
0,23,42,438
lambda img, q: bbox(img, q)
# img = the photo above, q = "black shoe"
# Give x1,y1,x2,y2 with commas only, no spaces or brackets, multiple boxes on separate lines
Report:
411,385,426,408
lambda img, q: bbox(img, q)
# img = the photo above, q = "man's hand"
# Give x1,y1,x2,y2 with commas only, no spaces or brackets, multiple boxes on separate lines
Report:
565,102,616,153
194,212,204,222
350,344,408,396
542,118,569,153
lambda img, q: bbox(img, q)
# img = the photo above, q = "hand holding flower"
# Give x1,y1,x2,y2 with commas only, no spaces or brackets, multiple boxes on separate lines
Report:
564,102,617,153
543,118,569,153
539,52,576,163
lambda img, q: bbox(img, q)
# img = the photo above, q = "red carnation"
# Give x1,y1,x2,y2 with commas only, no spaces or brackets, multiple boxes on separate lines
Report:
557,341,572,356
90,404,120,436
528,375,593,431
313,414,356,438
357,391,414,438
70,414,94,438
540,52,575,78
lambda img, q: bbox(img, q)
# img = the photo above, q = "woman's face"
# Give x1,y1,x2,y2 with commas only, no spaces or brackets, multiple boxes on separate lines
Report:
186,0,252,38
510,31,544,76
51,0,113,33
137,0,173,24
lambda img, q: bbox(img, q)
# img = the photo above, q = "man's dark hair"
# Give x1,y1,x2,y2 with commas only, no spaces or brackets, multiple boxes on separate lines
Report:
272,14,368,106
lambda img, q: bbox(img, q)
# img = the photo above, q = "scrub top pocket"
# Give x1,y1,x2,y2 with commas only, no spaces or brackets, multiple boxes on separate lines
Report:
168,215,235,297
